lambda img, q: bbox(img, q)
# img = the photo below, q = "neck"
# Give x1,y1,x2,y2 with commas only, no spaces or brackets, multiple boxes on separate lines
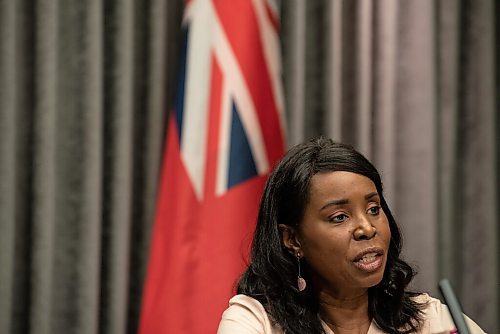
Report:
318,288,371,334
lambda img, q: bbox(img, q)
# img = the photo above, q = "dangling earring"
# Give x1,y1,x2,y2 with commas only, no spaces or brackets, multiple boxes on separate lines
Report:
297,253,306,291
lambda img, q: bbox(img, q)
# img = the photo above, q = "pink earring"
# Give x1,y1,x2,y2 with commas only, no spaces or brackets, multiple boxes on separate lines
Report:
297,253,306,291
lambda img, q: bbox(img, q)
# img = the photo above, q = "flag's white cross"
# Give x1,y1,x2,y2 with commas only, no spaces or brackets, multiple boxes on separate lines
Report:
180,0,283,200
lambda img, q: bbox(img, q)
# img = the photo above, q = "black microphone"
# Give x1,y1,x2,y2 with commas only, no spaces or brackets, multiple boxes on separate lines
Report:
438,279,471,334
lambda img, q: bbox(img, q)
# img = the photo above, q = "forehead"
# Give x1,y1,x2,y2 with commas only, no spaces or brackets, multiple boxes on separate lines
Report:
309,171,377,198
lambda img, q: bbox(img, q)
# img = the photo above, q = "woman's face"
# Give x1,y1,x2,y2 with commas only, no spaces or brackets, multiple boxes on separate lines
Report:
298,171,391,297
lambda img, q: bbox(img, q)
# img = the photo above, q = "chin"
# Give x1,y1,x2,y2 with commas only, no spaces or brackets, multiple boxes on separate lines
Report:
359,274,384,289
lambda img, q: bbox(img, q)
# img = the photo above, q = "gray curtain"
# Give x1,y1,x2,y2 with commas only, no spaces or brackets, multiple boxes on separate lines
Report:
0,0,497,333
282,0,498,332
0,0,182,333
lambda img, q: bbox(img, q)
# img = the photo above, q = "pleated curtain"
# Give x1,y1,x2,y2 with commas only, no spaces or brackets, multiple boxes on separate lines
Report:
282,1,498,332
0,0,182,333
0,0,497,333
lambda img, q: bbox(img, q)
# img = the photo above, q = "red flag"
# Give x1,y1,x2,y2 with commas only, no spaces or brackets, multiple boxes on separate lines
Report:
139,0,286,332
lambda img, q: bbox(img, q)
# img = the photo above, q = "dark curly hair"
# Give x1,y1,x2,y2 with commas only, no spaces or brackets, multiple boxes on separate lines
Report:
237,137,426,333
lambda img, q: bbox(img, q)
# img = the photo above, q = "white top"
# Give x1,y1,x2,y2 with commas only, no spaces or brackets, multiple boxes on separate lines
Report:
217,293,486,334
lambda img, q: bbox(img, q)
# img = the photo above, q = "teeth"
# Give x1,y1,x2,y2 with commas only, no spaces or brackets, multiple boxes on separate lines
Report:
358,253,377,263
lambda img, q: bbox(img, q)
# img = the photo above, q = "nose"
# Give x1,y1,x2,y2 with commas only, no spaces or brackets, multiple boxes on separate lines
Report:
353,215,376,241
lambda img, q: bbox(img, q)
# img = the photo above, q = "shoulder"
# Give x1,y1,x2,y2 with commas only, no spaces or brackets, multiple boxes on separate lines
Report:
217,294,282,334
413,293,486,333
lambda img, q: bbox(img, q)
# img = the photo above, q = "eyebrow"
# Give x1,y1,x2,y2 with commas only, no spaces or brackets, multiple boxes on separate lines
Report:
319,192,379,211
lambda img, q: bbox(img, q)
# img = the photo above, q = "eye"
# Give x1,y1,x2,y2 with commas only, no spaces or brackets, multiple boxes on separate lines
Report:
368,206,381,216
329,213,348,223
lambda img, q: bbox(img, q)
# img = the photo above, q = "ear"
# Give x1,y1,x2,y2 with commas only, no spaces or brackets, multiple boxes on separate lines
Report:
278,224,302,255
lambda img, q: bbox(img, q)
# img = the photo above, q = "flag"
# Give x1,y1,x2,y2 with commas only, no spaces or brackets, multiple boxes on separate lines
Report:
139,0,286,332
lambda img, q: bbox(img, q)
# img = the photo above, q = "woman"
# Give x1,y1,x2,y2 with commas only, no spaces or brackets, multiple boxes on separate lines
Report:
218,137,485,334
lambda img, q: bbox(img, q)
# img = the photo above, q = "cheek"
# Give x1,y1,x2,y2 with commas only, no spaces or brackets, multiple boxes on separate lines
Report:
379,219,392,247
303,232,349,268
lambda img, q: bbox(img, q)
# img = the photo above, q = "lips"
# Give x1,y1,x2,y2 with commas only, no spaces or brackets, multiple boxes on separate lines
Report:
352,247,385,272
